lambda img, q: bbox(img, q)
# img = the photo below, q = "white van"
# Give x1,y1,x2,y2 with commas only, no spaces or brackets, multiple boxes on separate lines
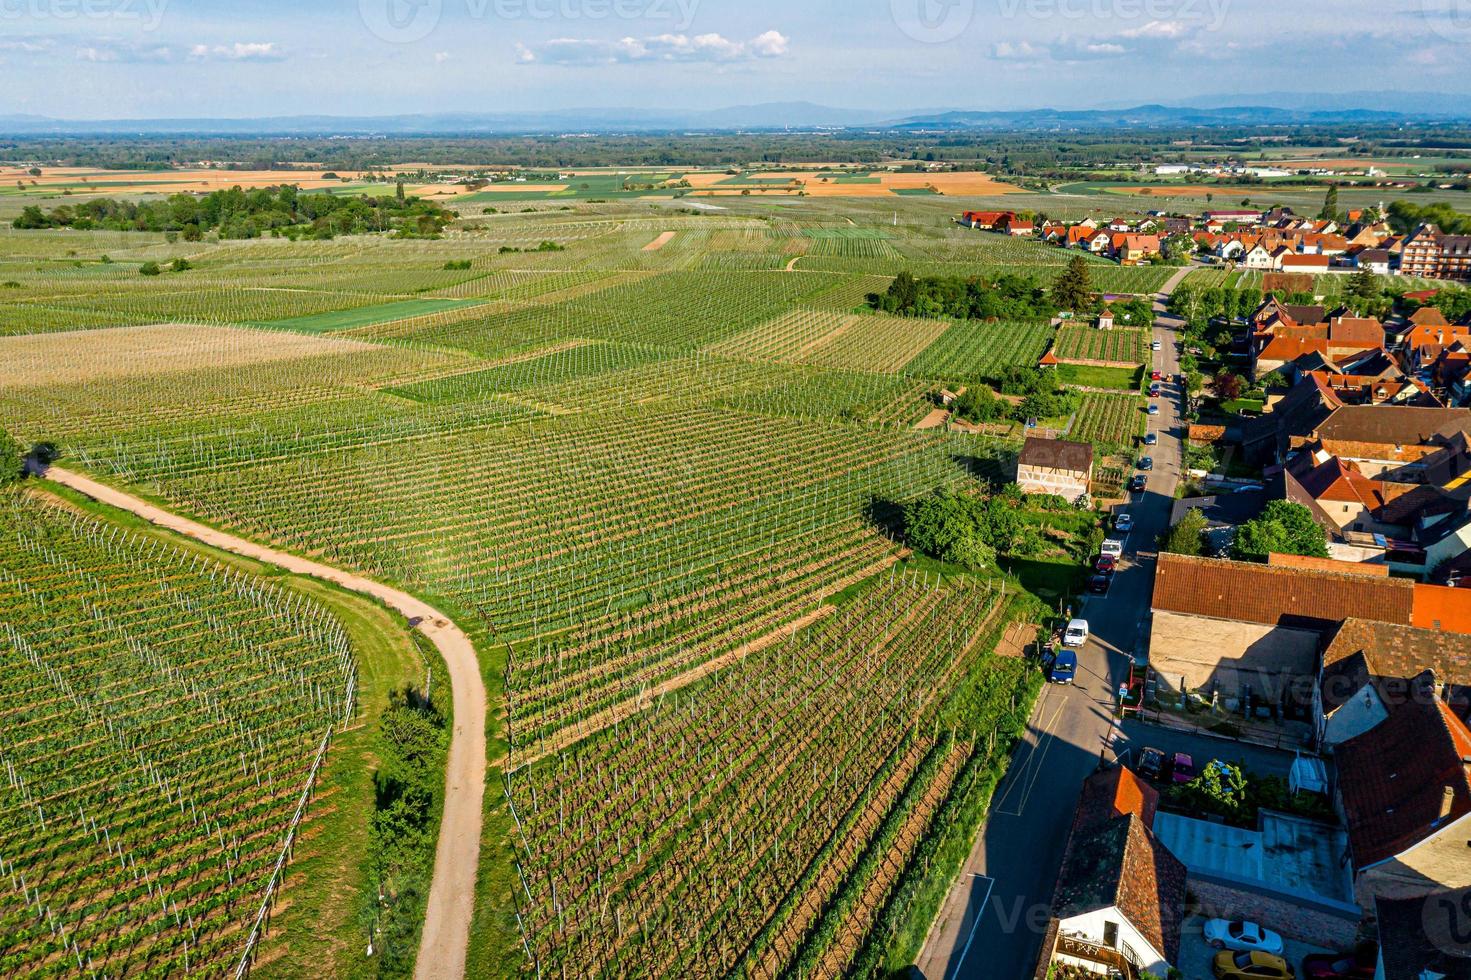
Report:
1063,619,1090,648
1100,539,1124,559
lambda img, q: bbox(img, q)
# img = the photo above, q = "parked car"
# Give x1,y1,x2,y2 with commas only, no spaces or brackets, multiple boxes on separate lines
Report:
1137,746,1166,780
1130,475,1148,492
1100,539,1124,559
1138,457,1154,471
1144,432,1158,446
1205,919,1286,956
1148,403,1161,416
1152,340,1163,351
1151,370,1163,381
1301,946,1377,979
1170,752,1196,784
1115,513,1134,533
1214,950,1294,980
1048,649,1078,684
1062,619,1090,648
1096,554,1117,574
1088,574,1110,595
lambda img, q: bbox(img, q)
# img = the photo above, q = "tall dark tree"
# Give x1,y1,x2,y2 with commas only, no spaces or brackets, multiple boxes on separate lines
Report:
1050,255,1094,313
1319,184,1340,222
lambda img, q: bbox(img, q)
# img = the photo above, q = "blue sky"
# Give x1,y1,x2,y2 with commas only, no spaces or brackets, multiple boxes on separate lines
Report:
1,0,1467,118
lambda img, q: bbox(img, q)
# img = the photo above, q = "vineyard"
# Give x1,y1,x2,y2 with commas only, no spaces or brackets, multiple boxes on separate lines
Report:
1070,393,1148,451
1052,325,1148,365
0,495,355,977
0,199,1097,978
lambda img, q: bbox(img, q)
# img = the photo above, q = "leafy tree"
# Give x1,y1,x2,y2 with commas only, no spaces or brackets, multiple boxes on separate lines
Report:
1346,268,1378,305
170,258,192,272
0,430,22,488
138,261,161,276
1162,508,1208,557
903,489,1021,571
952,386,1006,423
1050,255,1094,313
1232,501,1329,562
1214,370,1244,402
1171,760,1249,824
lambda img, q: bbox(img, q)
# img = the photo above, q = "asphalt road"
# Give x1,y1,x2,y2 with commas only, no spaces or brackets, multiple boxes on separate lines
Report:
914,266,1195,980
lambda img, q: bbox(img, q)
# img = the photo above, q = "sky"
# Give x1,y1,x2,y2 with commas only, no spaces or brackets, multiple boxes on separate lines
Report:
1,0,1469,119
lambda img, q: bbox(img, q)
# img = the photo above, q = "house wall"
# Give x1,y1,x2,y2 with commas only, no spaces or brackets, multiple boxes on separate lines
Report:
1017,463,1089,501
1148,611,1322,705
1188,879,1360,949
1355,813,1471,909
1323,684,1389,746
1056,907,1170,977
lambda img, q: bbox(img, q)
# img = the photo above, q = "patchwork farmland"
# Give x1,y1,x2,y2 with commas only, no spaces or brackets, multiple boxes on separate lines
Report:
0,199,1155,978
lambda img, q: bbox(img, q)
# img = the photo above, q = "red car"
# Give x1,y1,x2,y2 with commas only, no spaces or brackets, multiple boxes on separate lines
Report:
1169,752,1196,784
1096,555,1117,574
1151,370,1163,382
1301,947,1377,979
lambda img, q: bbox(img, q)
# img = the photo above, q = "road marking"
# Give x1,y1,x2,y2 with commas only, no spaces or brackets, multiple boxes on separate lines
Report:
948,874,996,980
994,687,1068,816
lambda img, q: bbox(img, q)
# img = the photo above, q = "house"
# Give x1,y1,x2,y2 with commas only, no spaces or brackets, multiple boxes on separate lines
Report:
1353,248,1392,274
999,213,1035,236
1242,242,1276,269
1286,450,1391,535
1032,766,1186,980
1097,310,1116,331
1148,553,1418,710
1118,234,1161,266
1086,230,1113,254
1317,619,1471,746
1333,680,1471,908
1295,405,1471,481
1206,209,1263,226
1398,223,1471,282
959,210,1008,230
1016,437,1093,501
1066,225,1096,249
1281,253,1332,273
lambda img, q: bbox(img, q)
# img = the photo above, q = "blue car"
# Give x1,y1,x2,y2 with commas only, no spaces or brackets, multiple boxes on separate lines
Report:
1049,649,1078,685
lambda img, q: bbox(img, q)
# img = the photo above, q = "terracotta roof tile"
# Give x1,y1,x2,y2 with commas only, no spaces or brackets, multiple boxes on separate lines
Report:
1152,553,1414,630
1336,691,1471,868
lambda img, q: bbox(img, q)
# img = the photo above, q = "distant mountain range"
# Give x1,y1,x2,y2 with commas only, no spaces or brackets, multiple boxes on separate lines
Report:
1,96,1468,136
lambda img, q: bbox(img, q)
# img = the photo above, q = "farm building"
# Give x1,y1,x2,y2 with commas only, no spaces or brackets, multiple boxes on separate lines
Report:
1016,437,1093,501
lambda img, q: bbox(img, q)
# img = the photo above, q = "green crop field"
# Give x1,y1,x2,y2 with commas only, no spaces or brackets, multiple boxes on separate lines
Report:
0,194,1194,980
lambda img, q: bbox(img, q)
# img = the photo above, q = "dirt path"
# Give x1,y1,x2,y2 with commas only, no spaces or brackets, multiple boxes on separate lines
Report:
785,255,802,272
44,467,485,980
642,231,676,251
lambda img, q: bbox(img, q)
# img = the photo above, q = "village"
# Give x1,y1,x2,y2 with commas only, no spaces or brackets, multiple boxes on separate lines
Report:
952,201,1471,979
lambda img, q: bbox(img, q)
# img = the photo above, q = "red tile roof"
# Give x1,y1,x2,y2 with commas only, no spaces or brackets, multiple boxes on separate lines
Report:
1073,765,1161,833
1152,553,1415,629
1336,690,1471,868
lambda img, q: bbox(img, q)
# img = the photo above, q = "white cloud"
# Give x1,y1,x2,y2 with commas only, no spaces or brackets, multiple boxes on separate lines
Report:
433,51,452,64
75,41,173,64
1120,20,1189,39
188,42,286,62
517,30,790,66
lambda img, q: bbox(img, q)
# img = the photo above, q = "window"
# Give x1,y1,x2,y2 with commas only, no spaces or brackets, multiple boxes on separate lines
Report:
1103,921,1119,949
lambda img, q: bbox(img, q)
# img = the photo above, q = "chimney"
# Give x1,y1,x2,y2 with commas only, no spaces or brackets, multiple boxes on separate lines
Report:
1442,785,1457,823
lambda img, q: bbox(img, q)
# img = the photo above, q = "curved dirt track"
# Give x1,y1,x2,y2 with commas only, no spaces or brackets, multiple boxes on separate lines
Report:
47,467,485,980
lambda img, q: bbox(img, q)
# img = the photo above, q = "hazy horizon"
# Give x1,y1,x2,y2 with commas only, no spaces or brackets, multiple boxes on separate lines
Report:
2,0,1469,120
